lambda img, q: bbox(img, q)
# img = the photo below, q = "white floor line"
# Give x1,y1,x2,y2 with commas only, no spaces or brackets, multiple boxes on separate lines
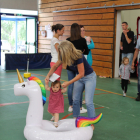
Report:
0,88,14,90
94,103,136,117
0,80,18,82
94,103,110,109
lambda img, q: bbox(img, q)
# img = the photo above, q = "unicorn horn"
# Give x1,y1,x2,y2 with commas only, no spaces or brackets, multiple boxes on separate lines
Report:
16,69,24,83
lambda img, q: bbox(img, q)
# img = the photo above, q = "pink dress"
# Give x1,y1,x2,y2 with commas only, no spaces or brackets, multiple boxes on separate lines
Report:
48,88,64,113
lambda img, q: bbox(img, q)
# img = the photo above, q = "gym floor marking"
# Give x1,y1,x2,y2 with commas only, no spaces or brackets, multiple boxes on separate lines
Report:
96,88,136,99
0,84,15,88
0,80,18,82
0,101,29,107
61,107,104,119
0,72,136,109
0,88,14,90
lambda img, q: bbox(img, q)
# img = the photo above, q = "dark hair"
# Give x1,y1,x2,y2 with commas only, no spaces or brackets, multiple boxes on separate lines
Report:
128,27,131,31
79,25,84,28
70,23,81,41
51,80,61,88
52,24,64,33
122,22,128,25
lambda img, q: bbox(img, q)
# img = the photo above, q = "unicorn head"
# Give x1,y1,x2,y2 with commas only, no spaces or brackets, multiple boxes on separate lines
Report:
14,69,44,126
14,69,40,98
14,70,46,106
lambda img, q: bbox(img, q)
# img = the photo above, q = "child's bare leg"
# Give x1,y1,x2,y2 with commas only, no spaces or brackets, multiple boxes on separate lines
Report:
48,110,55,121
48,110,54,116
50,113,54,116
54,113,59,123
53,113,59,127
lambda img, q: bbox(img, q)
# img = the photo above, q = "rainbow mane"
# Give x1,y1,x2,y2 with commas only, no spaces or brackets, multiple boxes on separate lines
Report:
76,113,103,127
28,76,46,105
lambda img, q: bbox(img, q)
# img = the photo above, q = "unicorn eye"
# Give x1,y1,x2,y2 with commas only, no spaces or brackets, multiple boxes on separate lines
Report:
22,84,25,88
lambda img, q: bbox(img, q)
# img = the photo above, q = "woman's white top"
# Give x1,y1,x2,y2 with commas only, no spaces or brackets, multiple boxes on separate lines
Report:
51,37,60,62
84,36,89,60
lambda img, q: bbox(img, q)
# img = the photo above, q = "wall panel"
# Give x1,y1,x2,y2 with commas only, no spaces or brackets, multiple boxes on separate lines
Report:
38,0,115,77
0,0,38,10
38,0,140,77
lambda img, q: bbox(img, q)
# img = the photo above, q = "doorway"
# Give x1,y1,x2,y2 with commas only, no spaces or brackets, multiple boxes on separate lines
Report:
0,13,38,70
114,9,140,78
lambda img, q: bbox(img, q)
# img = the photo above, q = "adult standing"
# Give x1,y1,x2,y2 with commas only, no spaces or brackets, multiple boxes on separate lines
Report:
80,25,95,104
120,22,134,66
66,23,89,113
120,22,134,83
45,40,96,130
80,25,95,66
131,38,140,101
50,24,64,80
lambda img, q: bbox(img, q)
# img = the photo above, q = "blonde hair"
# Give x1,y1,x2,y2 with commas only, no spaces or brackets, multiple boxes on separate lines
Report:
58,40,82,66
122,57,129,64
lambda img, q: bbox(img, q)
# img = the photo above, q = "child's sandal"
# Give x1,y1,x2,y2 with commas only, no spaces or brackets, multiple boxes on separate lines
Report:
54,122,58,128
50,116,55,121
82,100,86,104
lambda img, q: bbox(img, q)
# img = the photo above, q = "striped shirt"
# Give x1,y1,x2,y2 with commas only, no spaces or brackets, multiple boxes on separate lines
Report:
119,64,134,80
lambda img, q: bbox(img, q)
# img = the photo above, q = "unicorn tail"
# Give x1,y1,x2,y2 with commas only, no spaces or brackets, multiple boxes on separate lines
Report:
76,113,103,128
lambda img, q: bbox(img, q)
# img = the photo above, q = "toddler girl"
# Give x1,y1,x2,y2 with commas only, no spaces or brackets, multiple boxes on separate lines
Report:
45,80,67,127
119,57,134,97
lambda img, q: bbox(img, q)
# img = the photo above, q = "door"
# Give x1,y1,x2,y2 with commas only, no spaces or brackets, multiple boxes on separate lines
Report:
137,17,140,39
26,18,37,53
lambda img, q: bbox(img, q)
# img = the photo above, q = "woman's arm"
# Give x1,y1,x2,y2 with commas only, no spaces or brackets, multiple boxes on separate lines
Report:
61,63,85,88
88,39,95,49
54,43,59,52
61,87,67,93
45,61,62,84
45,81,50,91
83,38,89,55
132,48,139,69
129,65,135,73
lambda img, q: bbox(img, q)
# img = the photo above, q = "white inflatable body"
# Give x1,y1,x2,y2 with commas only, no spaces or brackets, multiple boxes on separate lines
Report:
14,80,93,140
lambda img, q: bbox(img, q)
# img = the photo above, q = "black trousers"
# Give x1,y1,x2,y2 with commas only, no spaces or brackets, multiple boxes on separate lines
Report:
121,79,129,93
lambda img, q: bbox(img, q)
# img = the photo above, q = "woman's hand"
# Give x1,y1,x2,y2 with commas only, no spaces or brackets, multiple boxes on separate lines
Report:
61,81,70,88
45,75,50,85
131,62,135,70
86,36,91,42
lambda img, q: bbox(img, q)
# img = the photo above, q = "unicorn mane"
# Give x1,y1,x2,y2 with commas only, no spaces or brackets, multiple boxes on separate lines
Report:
28,76,46,105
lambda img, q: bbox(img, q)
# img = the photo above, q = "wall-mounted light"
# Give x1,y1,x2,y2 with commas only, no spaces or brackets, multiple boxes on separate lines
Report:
104,4,107,9
131,2,134,5
112,4,115,7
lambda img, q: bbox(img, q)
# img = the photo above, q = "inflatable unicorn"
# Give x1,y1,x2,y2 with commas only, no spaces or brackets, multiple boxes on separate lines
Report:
14,69,102,140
